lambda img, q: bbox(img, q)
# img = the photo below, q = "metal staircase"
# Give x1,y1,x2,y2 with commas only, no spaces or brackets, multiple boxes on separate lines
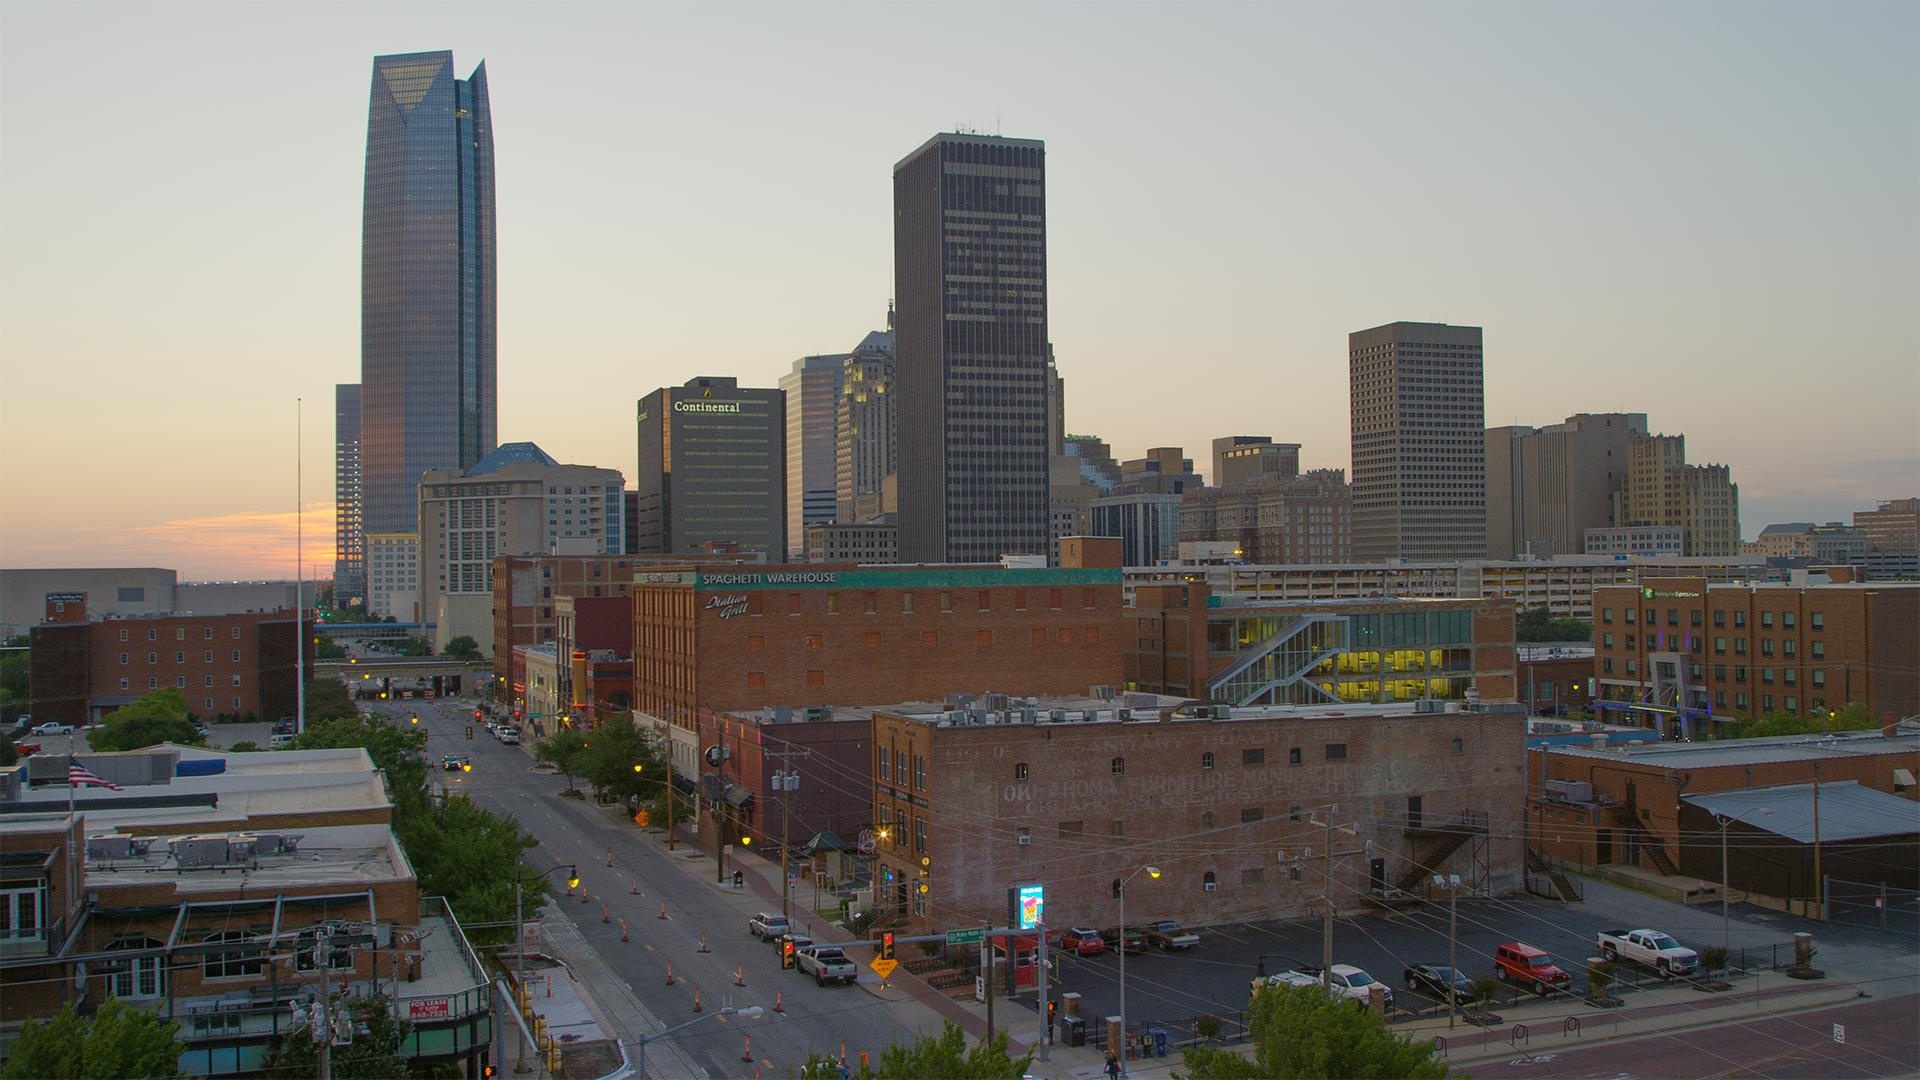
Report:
1609,806,1679,875
1393,812,1489,895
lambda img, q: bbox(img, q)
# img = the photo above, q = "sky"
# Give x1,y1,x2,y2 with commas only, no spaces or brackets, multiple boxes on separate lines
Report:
2,1,1916,580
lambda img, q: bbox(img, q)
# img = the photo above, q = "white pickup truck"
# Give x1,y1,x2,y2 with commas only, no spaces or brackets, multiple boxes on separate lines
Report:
1596,929,1698,977
795,945,859,986
1255,965,1393,1006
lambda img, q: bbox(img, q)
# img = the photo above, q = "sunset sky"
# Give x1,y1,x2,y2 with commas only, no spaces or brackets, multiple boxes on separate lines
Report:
2,2,1915,580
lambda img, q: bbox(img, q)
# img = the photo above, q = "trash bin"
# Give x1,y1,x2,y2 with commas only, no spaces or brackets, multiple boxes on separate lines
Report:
1060,1015,1086,1047
1150,1027,1169,1058
732,870,744,889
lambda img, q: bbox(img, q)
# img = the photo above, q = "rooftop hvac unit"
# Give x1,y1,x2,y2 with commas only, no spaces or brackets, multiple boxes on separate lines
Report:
1082,710,1098,722
172,836,235,868
1048,709,1066,723
945,693,975,709
985,693,1010,711
970,708,989,724
1413,699,1445,714
1115,708,1133,722
1020,708,1038,724
771,707,794,724
1090,684,1116,701
1215,705,1231,719
87,836,138,860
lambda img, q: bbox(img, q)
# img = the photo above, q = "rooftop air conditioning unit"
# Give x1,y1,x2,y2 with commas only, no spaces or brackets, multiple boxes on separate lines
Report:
985,693,1010,711
1203,880,1216,893
1048,709,1066,723
1191,706,1212,719
1017,834,1032,846
1116,708,1133,722
1020,708,1038,724
1215,705,1231,719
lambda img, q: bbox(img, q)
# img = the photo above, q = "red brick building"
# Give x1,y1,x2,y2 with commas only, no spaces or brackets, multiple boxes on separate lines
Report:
1590,576,1920,735
28,598,310,725
630,560,1127,727
1517,647,1593,715
872,697,1527,933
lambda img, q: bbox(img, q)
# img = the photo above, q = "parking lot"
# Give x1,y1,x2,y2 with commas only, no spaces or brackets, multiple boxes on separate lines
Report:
1016,891,1815,1035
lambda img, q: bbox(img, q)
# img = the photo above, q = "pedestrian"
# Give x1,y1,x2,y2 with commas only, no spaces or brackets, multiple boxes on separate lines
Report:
1106,1049,1121,1080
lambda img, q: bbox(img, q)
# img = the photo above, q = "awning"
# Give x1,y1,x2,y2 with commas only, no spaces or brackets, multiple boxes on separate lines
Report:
724,786,753,809
1895,768,1916,787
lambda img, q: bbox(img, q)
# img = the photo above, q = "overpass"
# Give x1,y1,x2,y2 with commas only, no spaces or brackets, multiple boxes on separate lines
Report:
315,656,493,698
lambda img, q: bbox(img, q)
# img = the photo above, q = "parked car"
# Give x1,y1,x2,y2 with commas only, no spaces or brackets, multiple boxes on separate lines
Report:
1257,965,1393,1006
30,722,74,736
273,716,296,735
14,742,43,758
1144,922,1200,950
1597,929,1698,978
497,728,520,745
1494,942,1571,995
268,733,297,748
1058,928,1106,956
796,945,859,986
1403,964,1475,1004
1100,926,1149,953
748,913,790,941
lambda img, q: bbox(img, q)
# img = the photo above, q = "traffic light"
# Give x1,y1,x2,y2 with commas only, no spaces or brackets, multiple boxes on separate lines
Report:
484,1066,497,1078
879,931,894,961
465,725,474,740
1046,999,1058,1027
781,939,797,969
474,709,484,721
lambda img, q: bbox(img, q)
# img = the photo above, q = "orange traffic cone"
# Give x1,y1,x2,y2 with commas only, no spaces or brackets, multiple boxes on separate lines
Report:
619,918,629,942
665,962,674,986
580,888,590,905
741,1035,753,1063
692,987,702,1012
658,900,668,920
601,904,610,924
698,933,710,953
605,848,614,866
734,963,745,987
630,877,639,895
773,990,784,1014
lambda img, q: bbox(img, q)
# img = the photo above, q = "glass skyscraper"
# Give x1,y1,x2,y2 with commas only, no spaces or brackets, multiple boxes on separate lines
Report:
334,383,364,602
357,50,497,539
894,133,1051,564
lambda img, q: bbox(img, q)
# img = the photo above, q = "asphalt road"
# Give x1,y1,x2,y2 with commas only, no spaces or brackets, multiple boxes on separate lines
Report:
369,696,948,1077
1470,992,1920,1079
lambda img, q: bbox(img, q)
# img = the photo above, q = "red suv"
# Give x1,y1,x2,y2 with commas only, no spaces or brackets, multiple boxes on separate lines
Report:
1059,928,1107,956
1494,942,1571,995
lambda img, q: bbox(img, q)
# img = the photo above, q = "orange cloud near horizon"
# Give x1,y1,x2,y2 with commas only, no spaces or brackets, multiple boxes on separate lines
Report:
2,504,340,583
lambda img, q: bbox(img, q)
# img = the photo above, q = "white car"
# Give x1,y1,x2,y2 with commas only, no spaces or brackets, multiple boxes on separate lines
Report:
1597,929,1698,977
497,728,520,745
30,722,75,736
1258,965,1393,1006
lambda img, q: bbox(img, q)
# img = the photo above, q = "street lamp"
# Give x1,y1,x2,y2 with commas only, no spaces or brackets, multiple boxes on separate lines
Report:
1714,807,1772,959
514,864,579,1075
1115,864,1160,1075
636,1004,763,1079
1432,873,1462,1029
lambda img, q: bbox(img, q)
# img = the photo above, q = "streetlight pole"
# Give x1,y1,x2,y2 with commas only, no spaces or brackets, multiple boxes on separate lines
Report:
1115,865,1160,1076
1433,873,1461,1029
514,864,578,1075
1715,808,1771,959
635,1005,763,1079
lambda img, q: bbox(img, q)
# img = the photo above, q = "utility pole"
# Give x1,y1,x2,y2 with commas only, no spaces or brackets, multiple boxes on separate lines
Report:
314,926,332,1080
768,743,813,920
1811,763,1823,920
1036,922,1051,1063
982,924,994,1042
664,742,676,851
1320,808,1336,993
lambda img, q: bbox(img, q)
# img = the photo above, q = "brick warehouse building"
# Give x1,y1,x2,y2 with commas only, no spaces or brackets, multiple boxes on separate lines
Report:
1125,583,1517,706
871,698,1526,934
1590,575,1920,736
630,540,1128,726
28,596,310,726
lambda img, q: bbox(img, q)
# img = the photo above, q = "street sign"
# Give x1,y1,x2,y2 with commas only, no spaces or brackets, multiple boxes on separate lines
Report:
946,927,986,946
869,956,898,980
1832,1023,1845,1045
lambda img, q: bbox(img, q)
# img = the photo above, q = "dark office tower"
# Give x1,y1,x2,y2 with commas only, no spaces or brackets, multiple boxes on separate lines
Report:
894,133,1050,564
635,377,786,557
334,384,365,603
1349,322,1487,561
359,51,496,538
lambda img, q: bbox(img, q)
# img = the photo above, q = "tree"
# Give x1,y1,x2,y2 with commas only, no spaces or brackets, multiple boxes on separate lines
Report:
2,999,185,1079
801,1021,1031,1079
89,688,204,752
316,639,347,660
1732,700,1876,739
395,636,433,657
305,679,358,722
535,729,590,793
1,641,32,723
441,635,482,660
399,793,546,946
578,715,670,808
229,740,262,752
1516,607,1592,643
262,995,410,1079
1181,982,1447,1079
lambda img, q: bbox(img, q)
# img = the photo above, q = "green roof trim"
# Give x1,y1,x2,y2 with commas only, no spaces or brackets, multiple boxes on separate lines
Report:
671,567,1122,591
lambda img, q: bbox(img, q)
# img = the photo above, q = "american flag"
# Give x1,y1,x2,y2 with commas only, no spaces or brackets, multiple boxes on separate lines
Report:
67,759,122,791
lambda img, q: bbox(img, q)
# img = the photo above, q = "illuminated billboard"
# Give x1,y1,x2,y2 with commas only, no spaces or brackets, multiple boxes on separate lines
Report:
1012,884,1044,930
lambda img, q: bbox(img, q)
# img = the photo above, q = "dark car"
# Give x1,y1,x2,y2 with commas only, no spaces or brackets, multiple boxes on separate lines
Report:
1403,964,1475,1004
1100,926,1149,953
441,754,471,772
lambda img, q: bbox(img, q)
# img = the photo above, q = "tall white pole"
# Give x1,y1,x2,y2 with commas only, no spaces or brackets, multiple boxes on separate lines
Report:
296,397,306,734
1118,881,1127,1076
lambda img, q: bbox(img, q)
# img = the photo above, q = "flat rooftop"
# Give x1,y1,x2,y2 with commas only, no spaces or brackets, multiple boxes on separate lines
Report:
1543,729,1920,769
0,820,411,892
1685,781,1920,843
5,745,390,822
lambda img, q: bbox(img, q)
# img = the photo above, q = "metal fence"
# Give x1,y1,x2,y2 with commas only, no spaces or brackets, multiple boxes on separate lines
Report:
1826,876,1919,935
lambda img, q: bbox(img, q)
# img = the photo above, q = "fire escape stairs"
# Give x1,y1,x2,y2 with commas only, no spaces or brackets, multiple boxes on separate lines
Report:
1394,814,1488,895
1609,805,1679,875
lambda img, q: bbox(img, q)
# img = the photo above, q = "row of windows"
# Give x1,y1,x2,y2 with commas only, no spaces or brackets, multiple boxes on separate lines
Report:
1603,606,1825,631
121,650,242,664
732,587,1104,617
118,626,244,642
1006,740,1393,782
746,627,1100,651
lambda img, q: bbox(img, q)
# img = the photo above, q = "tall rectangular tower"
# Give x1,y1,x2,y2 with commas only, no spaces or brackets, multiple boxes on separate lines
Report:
781,354,845,561
333,383,364,603
359,50,496,538
1349,321,1486,561
894,133,1051,564
836,321,897,523
635,377,785,558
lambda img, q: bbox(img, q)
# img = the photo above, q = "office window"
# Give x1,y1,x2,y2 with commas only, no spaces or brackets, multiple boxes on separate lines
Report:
1200,752,1214,770
877,748,889,781
1625,635,1636,650
1761,611,1774,629
1201,811,1214,829
914,817,927,853
1288,747,1301,764
1810,612,1823,630
176,629,186,641
1325,743,1348,761
1783,612,1796,629
203,627,214,640
176,651,185,663
1690,610,1702,627
1811,640,1823,659
148,677,157,689
147,629,156,641
1736,692,1748,709
203,676,213,688
119,652,128,664
1715,691,1727,708
1625,608,1635,625
119,677,129,690
1242,748,1265,766
118,629,129,642
1014,762,1028,781
1450,738,1463,756
825,593,838,615
1290,804,1302,822
203,650,213,663
1604,633,1615,648
1601,608,1613,624
1110,819,1125,836
940,591,953,613
1812,669,1825,688
1785,695,1798,711
175,677,185,688
1784,668,1796,685
1762,639,1775,657
1734,611,1747,627
231,675,241,687
913,756,926,789
1111,757,1125,775
900,593,913,614
1714,610,1725,628
1057,820,1083,838
1240,807,1264,824
1714,637,1725,654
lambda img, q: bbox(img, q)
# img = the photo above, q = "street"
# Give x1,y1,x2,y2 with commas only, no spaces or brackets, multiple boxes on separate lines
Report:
1470,992,1920,1079
369,696,951,1077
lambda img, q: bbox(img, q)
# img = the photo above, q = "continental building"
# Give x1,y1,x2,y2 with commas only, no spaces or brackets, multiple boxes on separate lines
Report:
0,744,494,1076
1128,554,1774,620
1217,440,1301,491
334,383,365,602
894,133,1051,564
782,354,844,560
27,598,309,726
1589,575,1920,735
357,51,496,541
417,443,624,651
635,376,785,558
871,697,1525,931
1126,583,1517,705
1349,321,1486,561
629,542,1127,729
1486,413,1646,559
